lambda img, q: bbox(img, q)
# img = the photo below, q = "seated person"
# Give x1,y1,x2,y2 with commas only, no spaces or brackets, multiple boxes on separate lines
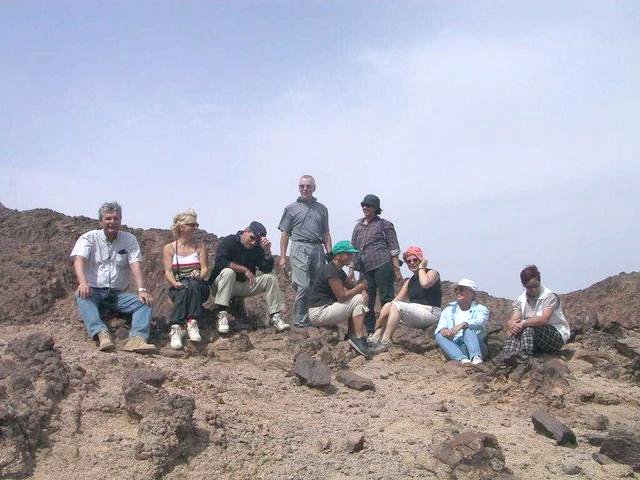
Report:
70,201,156,353
502,265,570,356
434,279,489,365
368,246,442,353
208,221,289,333
162,209,210,350
308,241,370,357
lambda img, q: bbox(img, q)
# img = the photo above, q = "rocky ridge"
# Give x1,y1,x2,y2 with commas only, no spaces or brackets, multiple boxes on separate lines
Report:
1,204,640,479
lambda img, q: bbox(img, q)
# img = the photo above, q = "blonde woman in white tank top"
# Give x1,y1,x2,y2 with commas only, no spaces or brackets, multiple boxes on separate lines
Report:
162,209,210,350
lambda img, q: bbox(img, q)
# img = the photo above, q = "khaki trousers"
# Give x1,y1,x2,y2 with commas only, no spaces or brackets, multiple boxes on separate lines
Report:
309,293,368,327
212,268,285,315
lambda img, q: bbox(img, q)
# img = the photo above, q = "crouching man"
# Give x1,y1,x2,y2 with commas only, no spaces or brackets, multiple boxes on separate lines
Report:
70,201,156,353
209,221,289,333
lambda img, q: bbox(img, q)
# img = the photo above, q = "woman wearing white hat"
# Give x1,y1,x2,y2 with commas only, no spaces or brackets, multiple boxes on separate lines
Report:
434,279,490,364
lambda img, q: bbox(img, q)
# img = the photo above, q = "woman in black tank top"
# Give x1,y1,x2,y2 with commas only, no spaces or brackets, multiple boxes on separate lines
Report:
368,246,442,354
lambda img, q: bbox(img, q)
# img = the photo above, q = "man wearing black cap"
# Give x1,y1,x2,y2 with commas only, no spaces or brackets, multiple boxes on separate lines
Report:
208,221,289,333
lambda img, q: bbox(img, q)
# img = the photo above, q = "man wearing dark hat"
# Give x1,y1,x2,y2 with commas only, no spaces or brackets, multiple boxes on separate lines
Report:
351,194,402,333
208,221,289,333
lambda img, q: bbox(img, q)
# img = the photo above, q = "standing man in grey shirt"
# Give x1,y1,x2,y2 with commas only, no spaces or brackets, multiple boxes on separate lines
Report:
279,175,332,328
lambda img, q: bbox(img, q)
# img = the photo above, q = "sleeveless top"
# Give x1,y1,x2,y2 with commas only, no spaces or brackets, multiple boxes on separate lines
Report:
172,249,201,281
407,270,442,307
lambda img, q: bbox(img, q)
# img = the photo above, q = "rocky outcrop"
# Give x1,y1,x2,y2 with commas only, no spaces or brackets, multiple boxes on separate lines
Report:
122,368,196,478
0,334,70,479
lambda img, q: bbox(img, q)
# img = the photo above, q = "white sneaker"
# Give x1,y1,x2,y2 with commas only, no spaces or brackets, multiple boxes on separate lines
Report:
217,311,230,334
169,325,184,350
471,355,483,365
460,358,472,364
270,313,290,332
186,319,201,342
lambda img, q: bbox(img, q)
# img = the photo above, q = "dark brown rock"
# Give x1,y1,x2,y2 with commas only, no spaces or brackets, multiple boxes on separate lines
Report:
229,333,254,352
393,325,438,354
531,409,576,445
433,431,508,478
335,370,375,391
582,432,607,446
600,435,640,470
584,413,609,431
294,352,331,388
614,337,640,359
593,452,615,465
126,369,167,388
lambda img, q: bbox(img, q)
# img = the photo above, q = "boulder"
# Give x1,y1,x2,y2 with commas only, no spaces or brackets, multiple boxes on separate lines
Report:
531,410,576,445
335,370,375,391
599,435,640,470
0,334,70,478
123,370,196,477
433,431,509,479
614,337,640,360
294,352,331,388
393,325,438,354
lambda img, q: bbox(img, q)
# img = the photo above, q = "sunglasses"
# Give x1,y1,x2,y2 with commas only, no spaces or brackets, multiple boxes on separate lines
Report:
248,234,257,242
454,286,470,293
406,258,421,265
361,203,375,209
185,222,199,228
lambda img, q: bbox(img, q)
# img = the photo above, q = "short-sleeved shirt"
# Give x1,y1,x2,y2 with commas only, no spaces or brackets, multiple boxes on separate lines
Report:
351,216,400,272
308,262,347,307
513,293,560,319
70,229,143,290
278,197,329,243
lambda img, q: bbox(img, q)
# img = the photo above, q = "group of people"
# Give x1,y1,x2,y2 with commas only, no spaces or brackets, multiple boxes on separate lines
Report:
70,175,570,362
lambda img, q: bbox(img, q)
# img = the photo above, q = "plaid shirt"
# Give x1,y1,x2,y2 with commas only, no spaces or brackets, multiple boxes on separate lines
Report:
351,216,400,272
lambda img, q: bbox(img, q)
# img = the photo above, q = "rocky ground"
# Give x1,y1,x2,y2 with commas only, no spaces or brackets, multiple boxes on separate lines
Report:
1,204,640,479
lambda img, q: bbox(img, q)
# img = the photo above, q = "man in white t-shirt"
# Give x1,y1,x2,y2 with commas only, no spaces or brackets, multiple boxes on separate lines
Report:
70,201,156,353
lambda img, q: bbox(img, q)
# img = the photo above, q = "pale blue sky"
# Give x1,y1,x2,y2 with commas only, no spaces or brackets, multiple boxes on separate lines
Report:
1,1,638,298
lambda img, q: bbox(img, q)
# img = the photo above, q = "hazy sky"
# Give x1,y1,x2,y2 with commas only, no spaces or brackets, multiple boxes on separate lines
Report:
1,1,638,299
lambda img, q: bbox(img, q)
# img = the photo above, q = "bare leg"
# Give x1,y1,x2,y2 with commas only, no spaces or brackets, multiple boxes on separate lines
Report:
373,303,392,339
381,304,401,342
351,312,366,338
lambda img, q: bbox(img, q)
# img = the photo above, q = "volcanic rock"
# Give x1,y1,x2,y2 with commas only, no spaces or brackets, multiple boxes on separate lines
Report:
335,369,375,391
531,409,576,445
345,434,365,453
294,352,331,388
600,434,640,470
433,431,509,479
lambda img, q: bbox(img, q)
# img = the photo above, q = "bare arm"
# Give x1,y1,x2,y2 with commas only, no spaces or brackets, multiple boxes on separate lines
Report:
73,256,91,299
323,231,332,255
328,277,366,303
279,231,290,271
162,244,181,287
417,259,439,288
197,242,209,280
130,261,153,305
392,278,410,302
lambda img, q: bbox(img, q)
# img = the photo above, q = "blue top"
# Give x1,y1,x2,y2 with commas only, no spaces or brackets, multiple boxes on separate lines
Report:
434,300,490,341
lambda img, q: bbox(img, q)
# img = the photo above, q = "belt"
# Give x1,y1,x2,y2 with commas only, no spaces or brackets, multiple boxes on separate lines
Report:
293,239,323,244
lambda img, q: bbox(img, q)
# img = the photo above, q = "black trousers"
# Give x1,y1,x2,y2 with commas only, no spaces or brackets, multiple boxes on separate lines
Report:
363,261,395,333
168,277,210,325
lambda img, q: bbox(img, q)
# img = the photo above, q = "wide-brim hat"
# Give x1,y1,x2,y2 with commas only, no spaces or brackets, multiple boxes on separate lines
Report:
360,194,382,213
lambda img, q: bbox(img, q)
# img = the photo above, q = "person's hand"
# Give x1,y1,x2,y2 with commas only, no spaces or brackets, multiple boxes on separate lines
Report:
139,291,153,306
508,319,525,336
418,258,428,269
441,328,452,338
174,281,185,289
278,256,288,272
245,270,256,287
77,283,91,299
261,237,272,254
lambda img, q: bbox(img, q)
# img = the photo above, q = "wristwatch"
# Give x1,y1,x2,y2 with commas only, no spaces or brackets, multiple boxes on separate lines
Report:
138,288,147,292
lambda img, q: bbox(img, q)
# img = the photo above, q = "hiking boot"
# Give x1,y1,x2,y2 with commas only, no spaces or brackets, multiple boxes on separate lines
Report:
471,355,483,365
96,330,115,352
459,358,472,365
122,336,157,354
169,325,184,350
217,311,230,334
348,336,370,358
369,339,392,354
186,319,201,342
270,313,290,332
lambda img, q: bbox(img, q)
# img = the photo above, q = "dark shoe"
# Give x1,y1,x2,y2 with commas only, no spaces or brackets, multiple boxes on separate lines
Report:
369,339,392,354
348,336,370,358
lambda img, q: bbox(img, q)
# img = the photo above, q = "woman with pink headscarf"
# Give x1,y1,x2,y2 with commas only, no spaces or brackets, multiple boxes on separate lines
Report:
368,246,442,353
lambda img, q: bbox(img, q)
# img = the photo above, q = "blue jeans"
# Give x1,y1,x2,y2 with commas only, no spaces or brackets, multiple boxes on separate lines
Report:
75,288,152,340
436,329,487,361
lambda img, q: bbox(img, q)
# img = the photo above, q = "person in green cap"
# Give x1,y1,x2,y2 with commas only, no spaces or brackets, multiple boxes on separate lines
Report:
307,240,370,357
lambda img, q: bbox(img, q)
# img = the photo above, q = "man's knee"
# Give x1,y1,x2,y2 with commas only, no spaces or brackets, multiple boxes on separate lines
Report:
218,268,235,280
260,273,278,285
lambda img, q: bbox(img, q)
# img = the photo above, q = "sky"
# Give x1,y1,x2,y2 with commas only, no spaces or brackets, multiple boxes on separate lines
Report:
1,0,638,299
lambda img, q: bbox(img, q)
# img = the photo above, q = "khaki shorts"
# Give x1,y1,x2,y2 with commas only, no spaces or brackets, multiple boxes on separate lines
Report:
391,301,441,329
309,294,368,327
